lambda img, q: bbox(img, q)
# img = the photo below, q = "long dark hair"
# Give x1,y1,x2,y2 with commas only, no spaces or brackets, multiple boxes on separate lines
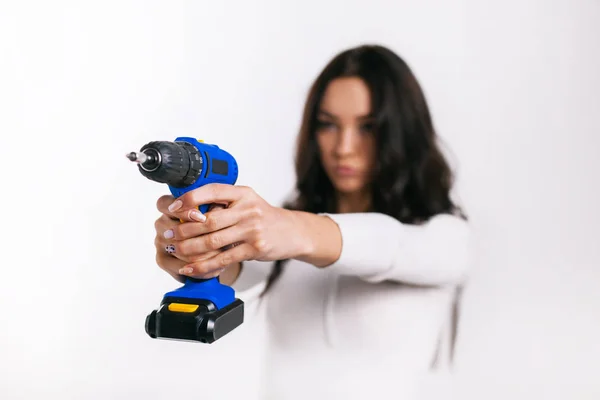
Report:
261,44,466,363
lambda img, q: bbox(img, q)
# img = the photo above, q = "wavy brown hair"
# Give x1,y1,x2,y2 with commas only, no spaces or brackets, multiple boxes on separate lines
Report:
260,44,466,364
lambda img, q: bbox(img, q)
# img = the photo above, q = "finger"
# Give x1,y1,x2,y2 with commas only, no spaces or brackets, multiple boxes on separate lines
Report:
156,195,180,220
157,240,222,271
180,242,254,278
160,191,232,223
156,231,223,264
160,190,234,223
167,184,252,214
155,228,191,263
160,200,224,224
154,215,183,249
176,202,227,223
166,207,246,240
174,224,247,257
157,194,206,223
154,213,180,233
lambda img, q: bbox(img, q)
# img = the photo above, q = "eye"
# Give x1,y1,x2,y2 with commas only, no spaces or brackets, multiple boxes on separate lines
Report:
316,119,337,132
359,121,375,134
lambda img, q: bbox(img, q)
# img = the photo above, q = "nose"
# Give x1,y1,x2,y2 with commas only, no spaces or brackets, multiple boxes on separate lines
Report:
334,127,358,157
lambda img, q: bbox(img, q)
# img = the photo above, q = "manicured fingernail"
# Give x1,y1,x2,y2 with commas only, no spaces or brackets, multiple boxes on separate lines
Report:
165,244,175,254
179,267,193,274
163,230,174,239
168,200,183,212
190,210,206,222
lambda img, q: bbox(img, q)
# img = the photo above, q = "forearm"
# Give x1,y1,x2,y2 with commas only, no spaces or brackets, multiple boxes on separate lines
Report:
218,207,336,286
301,212,472,286
287,210,343,268
216,210,340,286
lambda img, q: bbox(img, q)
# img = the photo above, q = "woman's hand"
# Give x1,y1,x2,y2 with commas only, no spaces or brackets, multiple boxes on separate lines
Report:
154,202,228,281
157,184,314,279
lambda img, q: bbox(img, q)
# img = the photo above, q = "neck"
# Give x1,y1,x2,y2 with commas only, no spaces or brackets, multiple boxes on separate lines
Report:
336,190,372,214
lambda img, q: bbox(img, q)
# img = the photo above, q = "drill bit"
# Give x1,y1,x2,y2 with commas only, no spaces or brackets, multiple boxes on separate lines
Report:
126,151,148,164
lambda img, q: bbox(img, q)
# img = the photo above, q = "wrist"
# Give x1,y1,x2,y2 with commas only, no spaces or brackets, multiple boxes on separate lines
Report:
218,262,241,286
279,209,313,260
287,210,342,267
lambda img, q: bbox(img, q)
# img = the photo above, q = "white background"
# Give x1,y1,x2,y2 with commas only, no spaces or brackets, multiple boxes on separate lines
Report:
1,0,599,399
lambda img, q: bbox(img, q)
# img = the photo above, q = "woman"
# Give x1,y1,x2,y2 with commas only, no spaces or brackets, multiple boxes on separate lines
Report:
154,44,471,399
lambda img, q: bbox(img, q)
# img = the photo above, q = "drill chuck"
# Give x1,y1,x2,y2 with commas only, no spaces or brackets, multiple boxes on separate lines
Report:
127,140,203,188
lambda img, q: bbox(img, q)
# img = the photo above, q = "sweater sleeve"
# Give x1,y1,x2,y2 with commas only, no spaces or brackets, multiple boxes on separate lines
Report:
321,212,472,286
230,259,273,295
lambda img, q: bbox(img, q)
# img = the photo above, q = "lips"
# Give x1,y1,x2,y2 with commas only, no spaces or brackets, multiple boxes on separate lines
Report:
335,165,358,176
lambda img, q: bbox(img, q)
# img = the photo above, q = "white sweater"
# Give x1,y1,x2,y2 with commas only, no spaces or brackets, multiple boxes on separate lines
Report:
231,212,472,400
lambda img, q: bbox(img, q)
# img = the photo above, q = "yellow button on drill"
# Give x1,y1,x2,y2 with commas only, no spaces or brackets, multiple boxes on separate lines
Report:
168,303,199,313
197,139,204,142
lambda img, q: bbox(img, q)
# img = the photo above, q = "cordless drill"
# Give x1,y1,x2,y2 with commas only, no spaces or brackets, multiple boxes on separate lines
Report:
127,137,244,343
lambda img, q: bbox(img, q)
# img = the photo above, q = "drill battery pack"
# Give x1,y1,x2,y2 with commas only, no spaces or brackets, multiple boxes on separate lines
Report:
145,296,244,343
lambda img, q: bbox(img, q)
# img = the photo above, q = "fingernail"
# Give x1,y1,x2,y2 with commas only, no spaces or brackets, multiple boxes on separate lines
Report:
179,267,193,274
163,230,174,239
190,210,206,222
165,244,175,254
168,200,183,212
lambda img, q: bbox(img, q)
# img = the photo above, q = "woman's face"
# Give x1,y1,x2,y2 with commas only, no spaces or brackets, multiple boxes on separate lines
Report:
316,77,376,195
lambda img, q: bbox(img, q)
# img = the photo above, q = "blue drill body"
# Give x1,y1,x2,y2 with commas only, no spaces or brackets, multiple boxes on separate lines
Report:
128,136,244,343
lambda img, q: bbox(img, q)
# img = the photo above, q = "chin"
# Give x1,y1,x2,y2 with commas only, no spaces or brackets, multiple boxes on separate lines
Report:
331,178,366,194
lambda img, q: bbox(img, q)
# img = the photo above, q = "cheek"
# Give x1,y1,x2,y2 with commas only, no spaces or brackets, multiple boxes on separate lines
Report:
316,134,334,160
362,136,377,168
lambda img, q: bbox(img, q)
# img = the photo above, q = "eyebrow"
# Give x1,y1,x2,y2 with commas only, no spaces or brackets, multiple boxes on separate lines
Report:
317,109,374,121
